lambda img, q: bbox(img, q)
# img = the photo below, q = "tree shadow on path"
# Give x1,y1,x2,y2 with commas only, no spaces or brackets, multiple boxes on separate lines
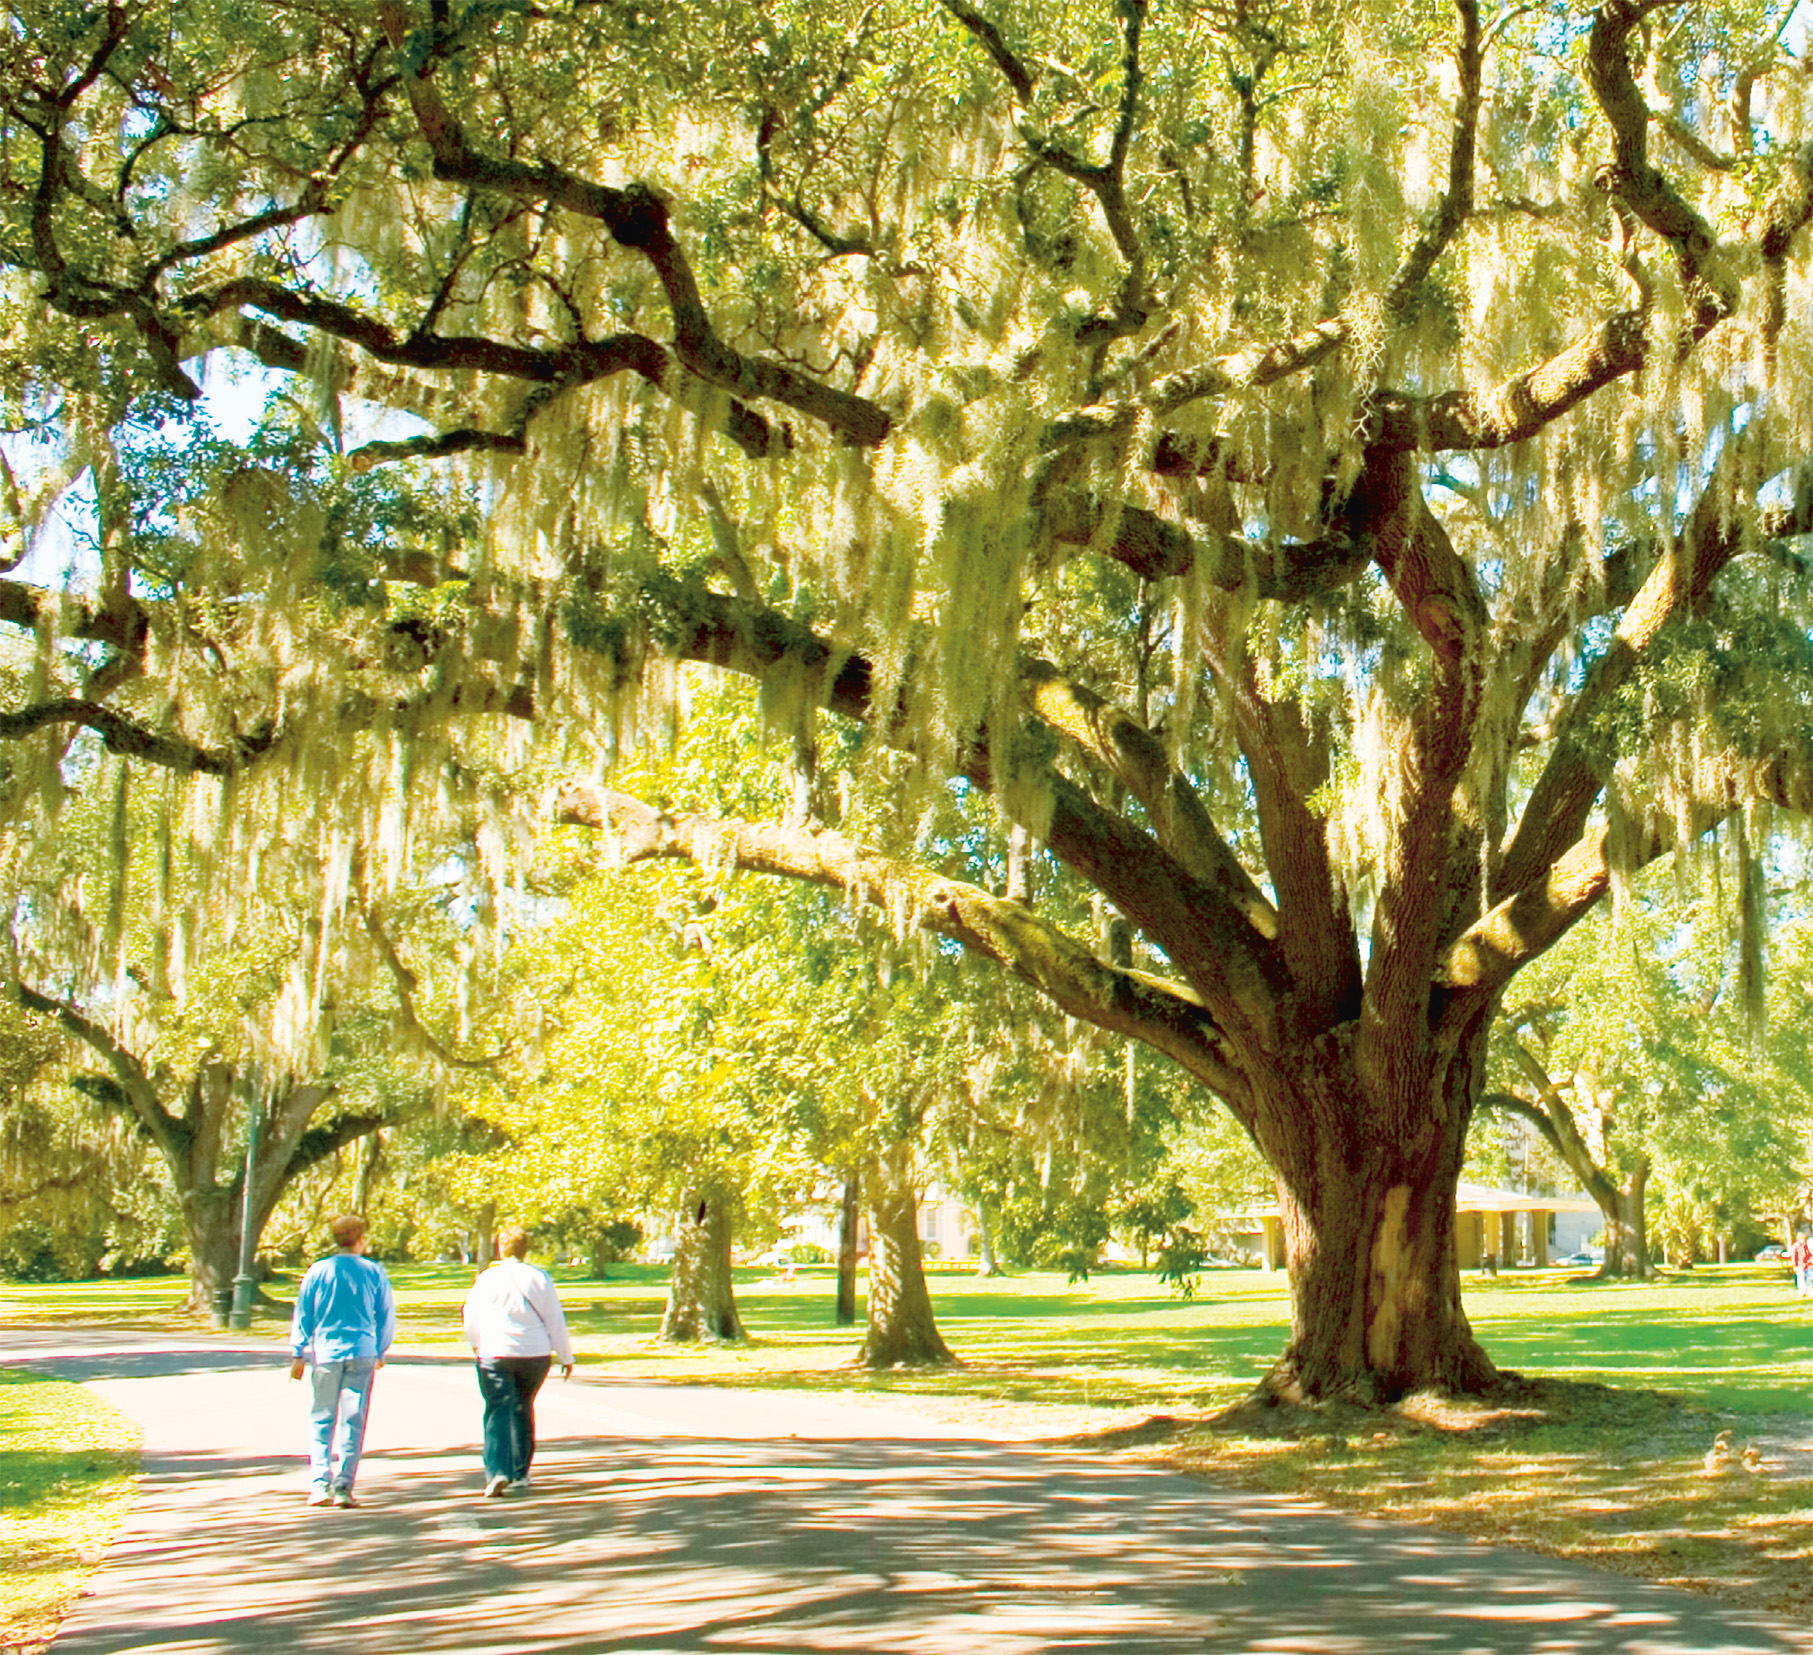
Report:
47,1428,1813,1655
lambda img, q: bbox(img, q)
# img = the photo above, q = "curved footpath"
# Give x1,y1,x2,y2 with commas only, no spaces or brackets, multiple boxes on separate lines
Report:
7,1328,1809,1655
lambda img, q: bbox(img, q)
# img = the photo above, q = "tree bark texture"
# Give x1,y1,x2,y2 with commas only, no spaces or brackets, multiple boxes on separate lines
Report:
858,1144,953,1368
661,1193,745,1342
835,1169,860,1327
182,1189,244,1308
169,1072,348,1309
1255,1029,1498,1403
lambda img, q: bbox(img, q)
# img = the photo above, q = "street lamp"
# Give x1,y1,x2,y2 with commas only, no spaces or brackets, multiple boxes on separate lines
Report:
228,1075,262,1330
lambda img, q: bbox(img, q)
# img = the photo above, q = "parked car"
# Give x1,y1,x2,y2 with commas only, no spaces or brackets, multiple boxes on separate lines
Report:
1555,1251,1600,1267
1755,1242,1789,1262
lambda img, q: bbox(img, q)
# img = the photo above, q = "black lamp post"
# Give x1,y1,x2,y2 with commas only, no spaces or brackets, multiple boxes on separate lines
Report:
228,1077,262,1330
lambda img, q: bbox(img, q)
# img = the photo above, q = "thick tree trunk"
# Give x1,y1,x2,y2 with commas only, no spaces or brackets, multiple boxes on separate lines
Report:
834,1169,860,1327
1256,1043,1497,1404
183,1190,242,1309
858,1145,953,1367
661,1193,745,1342
1601,1164,1650,1276
181,1180,295,1310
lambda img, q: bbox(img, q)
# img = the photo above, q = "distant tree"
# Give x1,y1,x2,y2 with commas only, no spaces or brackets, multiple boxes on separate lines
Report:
0,754,489,1301
1479,851,1807,1274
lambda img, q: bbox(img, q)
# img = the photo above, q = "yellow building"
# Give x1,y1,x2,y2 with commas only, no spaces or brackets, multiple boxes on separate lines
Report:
1237,1182,1602,1272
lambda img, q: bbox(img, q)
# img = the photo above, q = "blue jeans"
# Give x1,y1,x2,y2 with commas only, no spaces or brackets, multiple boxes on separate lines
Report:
475,1356,550,1482
307,1357,377,1491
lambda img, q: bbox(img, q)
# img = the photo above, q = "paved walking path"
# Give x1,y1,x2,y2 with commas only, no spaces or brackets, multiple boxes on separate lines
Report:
9,1329,1812,1655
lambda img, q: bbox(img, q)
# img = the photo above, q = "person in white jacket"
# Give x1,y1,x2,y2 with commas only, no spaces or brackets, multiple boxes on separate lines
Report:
461,1227,574,1497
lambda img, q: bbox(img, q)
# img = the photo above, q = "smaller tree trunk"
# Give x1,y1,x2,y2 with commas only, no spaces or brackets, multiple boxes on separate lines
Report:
858,1146,953,1367
974,1201,1002,1277
835,1169,860,1327
351,1130,384,1213
472,1201,498,1268
661,1193,745,1342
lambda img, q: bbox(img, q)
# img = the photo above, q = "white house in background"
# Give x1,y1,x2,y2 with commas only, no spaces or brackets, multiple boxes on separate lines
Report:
1227,1181,1603,1271
782,1180,979,1260
1549,1207,1604,1258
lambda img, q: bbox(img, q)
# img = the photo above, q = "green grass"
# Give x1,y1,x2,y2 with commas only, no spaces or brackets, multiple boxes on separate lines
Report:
368,1261,1296,1411
5,1261,1808,1414
0,1278,192,1325
1460,1268,1813,1415
0,1368,140,1654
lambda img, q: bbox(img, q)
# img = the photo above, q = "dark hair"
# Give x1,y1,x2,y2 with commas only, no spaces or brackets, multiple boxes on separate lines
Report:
498,1226,530,1260
329,1214,367,1249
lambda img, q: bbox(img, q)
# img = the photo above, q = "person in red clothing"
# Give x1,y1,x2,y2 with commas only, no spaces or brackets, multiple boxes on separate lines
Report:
461,1226,573,1497
1790,1228,1813,1299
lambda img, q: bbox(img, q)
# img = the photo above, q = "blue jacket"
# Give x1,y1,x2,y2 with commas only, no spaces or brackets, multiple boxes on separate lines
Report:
289,1252,397,1363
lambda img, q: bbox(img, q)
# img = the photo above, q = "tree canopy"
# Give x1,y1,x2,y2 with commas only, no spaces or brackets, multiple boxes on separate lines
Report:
5,0,1813,1397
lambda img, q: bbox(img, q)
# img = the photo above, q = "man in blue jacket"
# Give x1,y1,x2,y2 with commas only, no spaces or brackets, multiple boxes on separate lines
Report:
288,1214,397,1507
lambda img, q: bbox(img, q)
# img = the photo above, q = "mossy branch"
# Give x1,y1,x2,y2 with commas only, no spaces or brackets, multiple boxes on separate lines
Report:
376,2,888,447
10,980,184,1160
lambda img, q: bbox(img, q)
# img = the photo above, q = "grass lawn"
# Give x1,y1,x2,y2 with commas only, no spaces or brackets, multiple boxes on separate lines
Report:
4,1259,1810,1616
0,1368,139,1655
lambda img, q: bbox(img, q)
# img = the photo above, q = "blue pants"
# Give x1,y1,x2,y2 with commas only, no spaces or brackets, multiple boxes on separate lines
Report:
475,1356,550,1482
307,1357,377,1492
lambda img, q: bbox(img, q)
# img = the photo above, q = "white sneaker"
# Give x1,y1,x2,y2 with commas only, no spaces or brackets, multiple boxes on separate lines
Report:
506,1476,532,1493
483,1475,510,1498
306,1487,332,1507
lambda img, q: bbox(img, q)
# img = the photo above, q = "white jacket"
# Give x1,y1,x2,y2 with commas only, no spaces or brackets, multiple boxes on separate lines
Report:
462,1259,574,1365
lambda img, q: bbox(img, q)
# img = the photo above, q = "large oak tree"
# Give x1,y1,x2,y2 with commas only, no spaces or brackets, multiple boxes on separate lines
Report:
4,0,1813,1398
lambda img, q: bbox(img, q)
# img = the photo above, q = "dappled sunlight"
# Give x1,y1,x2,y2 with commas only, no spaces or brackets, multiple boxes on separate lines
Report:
45,1425,1813,1655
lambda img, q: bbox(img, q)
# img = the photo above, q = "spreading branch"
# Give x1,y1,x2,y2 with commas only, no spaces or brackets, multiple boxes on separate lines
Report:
376,3,890,448
1385,0,1484,315
0,697,276,776
937,1,1037,103
364,903,508,1072
8,980,183,1160
554,783,1252,1112
1493,450,1803,903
